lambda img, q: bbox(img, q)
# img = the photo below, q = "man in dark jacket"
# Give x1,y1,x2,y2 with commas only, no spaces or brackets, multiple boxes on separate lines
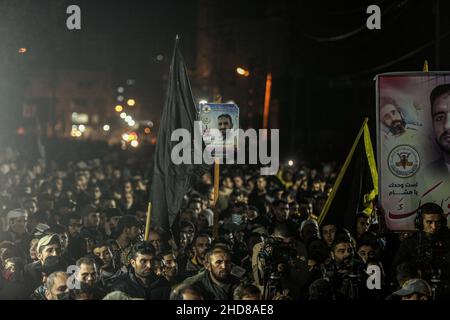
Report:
393,203,450,299
182,245,239,300
108,242,170,299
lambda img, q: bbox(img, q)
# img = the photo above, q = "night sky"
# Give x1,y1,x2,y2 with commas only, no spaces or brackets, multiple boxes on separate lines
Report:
1,0,449,161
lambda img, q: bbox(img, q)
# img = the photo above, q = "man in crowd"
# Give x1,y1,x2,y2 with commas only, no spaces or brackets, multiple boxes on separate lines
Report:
182,245,239,300
109,242,171,299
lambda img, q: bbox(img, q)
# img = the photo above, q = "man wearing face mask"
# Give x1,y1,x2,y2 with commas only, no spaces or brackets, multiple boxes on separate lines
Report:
45,271,71,300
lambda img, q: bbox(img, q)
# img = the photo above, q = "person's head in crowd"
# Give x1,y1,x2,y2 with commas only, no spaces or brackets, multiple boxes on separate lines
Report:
80,205,100,229
272,223,295,245
2,257,25,282
188,200,202,217
233,283,261,300
221,176,234,191
307,238,330,269
29,238,40,261
90,185,102,202
233,175,244,190
112,188,122,202
244,206,259,224
179,220,195,249
22,198,38,216
320,222,337,247
123,181,133,194
396,262,420,287
300,219,320,245
53,177,64,193
309,278,333,300
92,241,113,268
37,234,62,264
356,240,375,264
256,176,267,192
201,172,212,185
179,209,195,223
192,233,212,266
104,208,123,232
55,198,77,218
330,234,354,264
64,212,83,238
41,256,67,287
274,188,284,201
205,245,232,283
134,205,148,224
124,192,134,208
416,202,445,236
272,200,290,223
311,179,322,193
393,278,432,300
103,199,117,210
76,257,97,287
196,210,212,232
6,208,28,235
50,224,69,253
45,271,70,300
148,227,165,255
170,284,203,300
130,242,156,281
159,249,178,281
229,190,246,207
355,212,370,238
115,215,141,242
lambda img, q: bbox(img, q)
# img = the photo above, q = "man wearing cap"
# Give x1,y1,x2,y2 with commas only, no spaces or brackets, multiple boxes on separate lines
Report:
0,208,31,257
24,233,62,290
392,278,432,300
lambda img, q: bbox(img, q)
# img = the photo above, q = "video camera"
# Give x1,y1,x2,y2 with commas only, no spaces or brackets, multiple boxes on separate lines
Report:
258,236,297,277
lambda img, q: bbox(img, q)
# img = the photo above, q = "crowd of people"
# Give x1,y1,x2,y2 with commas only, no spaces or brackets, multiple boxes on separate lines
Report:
0,139,449,300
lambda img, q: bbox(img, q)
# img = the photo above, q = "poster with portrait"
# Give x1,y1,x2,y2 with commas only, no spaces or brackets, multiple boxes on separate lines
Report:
199,103,239,157
377,72,450,231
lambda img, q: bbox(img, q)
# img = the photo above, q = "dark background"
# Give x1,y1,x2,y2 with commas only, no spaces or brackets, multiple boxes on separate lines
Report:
1,0,449,164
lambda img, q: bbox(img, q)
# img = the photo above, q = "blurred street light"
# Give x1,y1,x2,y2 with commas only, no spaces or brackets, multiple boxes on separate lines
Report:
115,105,123,112
127,99,136,107
131,140,139,148
117,87,125,93
103,125,110,132
288,160,294,167
78,125,86,132
236,67,250,77
117,95,124,102
125,115,132,122
199,99,208,105
18,47,27,54
120,112,127,119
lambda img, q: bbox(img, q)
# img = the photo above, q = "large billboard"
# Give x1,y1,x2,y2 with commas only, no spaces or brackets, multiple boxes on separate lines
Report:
377,73,450,231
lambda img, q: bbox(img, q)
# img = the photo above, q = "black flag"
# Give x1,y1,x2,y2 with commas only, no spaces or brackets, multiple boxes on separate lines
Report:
318,120,378,234
149,37,207,233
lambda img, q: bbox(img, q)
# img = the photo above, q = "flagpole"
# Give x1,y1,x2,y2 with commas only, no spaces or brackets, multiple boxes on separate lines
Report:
317,118,368,225
213,158,220,239
144,202,152,241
